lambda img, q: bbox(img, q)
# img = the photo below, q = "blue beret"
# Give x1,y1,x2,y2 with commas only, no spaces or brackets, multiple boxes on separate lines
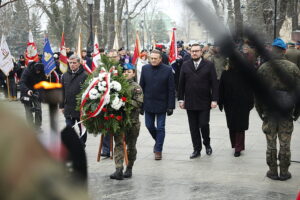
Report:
123,63,135,70
272,38,287,50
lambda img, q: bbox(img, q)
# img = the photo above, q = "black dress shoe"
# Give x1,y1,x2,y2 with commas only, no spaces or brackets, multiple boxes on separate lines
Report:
190,150,201,159
206,146,212,155
234,151,241,157
101,153,110,157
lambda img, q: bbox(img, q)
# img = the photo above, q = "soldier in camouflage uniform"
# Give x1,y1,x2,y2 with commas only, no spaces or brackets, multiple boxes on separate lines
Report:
255,38,300,181
110,63,143,180
207,45,227,80
285,42,300,69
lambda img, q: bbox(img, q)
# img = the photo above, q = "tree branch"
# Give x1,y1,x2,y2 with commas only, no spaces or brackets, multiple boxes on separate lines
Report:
129,0,150,19
0,0,17,8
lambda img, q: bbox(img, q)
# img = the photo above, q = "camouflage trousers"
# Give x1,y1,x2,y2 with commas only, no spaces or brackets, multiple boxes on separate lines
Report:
114,122,140,169
262,116,293,169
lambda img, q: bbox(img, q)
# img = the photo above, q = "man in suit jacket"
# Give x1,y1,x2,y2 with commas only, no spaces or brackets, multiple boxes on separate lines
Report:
140,49,175,160
178,43,218,159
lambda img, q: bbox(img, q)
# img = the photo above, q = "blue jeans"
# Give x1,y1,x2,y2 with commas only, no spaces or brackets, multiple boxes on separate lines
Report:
102,134,110,154
145,112,166,152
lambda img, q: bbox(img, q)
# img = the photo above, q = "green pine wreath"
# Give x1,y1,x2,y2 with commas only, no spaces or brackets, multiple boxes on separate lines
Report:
76,55,133,135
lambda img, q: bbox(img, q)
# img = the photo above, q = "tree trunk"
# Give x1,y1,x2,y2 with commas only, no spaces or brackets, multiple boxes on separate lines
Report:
276,0,288,37
227,0,235,35
93,0,103,47
107,0,115,49
234,0,243,40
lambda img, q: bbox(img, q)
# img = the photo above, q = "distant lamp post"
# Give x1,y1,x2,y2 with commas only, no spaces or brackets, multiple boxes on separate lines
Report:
87,0,94,54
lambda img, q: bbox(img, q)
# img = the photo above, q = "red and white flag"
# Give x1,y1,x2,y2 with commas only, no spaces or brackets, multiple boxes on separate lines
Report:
25,30,39,65
0,35,14,76
168,28,177,64
132,32,141,65
59,32,68,73
77,31,92,74
91,30,101,71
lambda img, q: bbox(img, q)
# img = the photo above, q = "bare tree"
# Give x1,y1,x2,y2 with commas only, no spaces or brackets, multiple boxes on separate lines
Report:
233,0,243,40
0,0,17,8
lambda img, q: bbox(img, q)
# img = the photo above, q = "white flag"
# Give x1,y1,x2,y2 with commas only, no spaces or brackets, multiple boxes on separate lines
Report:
113,32,119,50
0,35,14,76
92,30,101,71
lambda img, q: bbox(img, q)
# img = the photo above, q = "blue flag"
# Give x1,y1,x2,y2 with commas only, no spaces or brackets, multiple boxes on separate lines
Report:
42,37,56,76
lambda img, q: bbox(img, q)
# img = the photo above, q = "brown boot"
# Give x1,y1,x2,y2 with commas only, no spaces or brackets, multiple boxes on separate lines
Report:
266,166,279,180
155,152,162,160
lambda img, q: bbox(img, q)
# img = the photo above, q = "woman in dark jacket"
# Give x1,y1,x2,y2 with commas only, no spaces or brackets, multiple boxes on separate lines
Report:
218,63,254,157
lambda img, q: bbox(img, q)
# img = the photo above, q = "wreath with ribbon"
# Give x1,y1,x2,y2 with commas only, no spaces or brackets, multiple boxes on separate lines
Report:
77,55,133,135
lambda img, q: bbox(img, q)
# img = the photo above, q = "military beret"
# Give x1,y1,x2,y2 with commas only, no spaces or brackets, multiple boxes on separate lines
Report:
123,63,135,70
118,47,125,51
272,38,287,50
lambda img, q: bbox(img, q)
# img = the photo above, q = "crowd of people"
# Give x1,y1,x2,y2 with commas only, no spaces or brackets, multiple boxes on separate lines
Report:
1,37,300,183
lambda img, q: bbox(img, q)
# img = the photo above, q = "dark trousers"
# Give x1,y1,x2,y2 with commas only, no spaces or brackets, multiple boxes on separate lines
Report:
102,134,110,154
24,99,42,129
65,117,87,144
229,130,245,152
8,78,17,97
187,110,211,151
145,111,166,152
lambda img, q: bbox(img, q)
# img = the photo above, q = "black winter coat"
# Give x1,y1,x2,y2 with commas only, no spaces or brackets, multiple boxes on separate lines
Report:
178,59,218,110
140,63,175,113
218,68,254,131
19,62,46,97
61,66,88,118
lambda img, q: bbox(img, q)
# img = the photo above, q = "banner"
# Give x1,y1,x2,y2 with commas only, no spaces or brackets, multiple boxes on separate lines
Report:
92,30,101,71
0,35,14,76
132,32,141,65
42,37,56,76
59,32,68,73
25,30,39,65
168,28,177,64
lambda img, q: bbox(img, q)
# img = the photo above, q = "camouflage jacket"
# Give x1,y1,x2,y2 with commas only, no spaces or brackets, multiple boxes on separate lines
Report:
285,47,300,69
255,55,300,120
128,79,143,123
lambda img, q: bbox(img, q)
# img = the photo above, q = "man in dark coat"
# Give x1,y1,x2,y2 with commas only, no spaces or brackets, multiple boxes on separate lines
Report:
60,55,88,145
140,49,175,160
178,43,218,159
19,61,46,131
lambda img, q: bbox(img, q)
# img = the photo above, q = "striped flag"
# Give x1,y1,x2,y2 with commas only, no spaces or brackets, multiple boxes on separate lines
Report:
59,32,68,73
77,31,92,74
25,30,39,65
91,30,101,71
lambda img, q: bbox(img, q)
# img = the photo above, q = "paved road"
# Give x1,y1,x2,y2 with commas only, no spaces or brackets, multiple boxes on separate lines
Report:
2,98,300,200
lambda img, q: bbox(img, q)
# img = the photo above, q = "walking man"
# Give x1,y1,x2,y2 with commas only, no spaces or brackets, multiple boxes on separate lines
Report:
178,43,219,159
140,49,175,160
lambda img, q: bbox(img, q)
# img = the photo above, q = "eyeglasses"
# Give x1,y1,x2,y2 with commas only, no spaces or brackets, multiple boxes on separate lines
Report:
191,50,201,53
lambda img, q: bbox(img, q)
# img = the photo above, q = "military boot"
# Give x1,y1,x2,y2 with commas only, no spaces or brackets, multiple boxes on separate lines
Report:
110,168,123,180
279,167,292,181
266,166,279,180
123,167,132,178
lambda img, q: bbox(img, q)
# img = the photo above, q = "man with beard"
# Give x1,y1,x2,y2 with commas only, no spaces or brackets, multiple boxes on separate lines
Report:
178,43,218,159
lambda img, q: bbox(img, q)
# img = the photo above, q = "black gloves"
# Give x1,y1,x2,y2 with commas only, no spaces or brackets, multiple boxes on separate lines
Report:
167,109,173,116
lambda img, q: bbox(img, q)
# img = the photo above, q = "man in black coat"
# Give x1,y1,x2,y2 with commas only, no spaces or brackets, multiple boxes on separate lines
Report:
60,55,88,145
19,61,46,131
178,43,218,159
140,49,175,160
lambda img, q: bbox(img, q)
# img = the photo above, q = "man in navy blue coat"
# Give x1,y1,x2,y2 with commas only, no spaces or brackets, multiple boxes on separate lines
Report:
140,49,175,160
